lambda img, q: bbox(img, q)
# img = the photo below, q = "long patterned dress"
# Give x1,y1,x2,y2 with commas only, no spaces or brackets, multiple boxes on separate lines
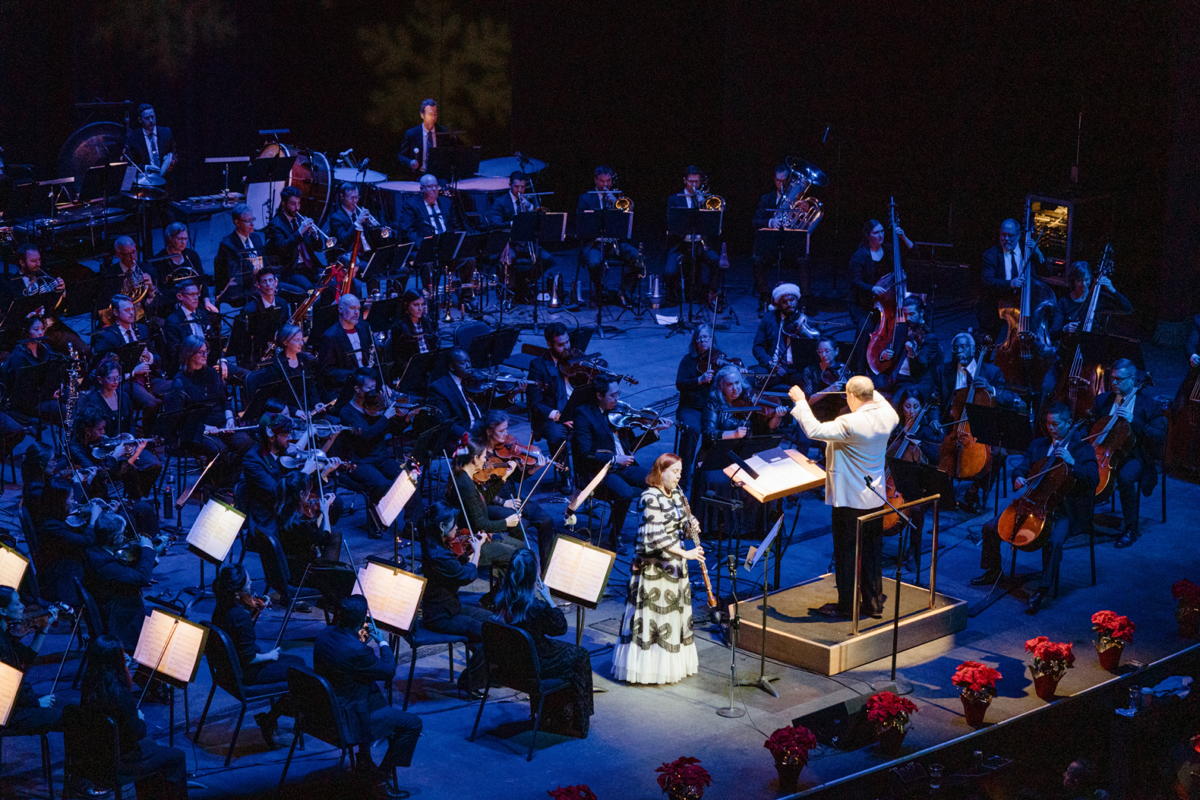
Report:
610,486,699,684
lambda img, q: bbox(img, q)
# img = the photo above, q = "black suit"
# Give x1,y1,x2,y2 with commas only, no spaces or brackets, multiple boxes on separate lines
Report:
399,195,455,242
427,374,480,443
751,188,795,301
400,123,447,173
84,543,156,650
664,192,720,298
161,305,217,374
979,244,1045,337
1092,390,1167,532
485,192,551,285
236,445,306,537
97,259,169,319
569,402,648,547
215,231,268,306
91,322,155,364
124,126,175,172
575,190,639,297
313,625,422,768
265,210,326,289
317,321,376,400
229,295,292,365
325,205,365,252
925,359,1015,424
526,355,573,455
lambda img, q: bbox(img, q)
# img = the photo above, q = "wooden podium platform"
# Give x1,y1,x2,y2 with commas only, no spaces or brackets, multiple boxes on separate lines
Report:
731,573,967,676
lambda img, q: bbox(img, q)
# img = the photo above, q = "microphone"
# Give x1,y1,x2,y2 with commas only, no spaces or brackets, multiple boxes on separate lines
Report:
339,148,354,158
360,157,370,169
821,125,832,144
727,554,737,576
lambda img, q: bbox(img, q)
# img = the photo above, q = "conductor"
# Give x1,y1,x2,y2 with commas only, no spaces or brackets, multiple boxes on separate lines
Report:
788,376,898,620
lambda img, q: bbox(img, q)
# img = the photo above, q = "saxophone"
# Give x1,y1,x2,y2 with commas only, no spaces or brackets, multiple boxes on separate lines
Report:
62,343,81,433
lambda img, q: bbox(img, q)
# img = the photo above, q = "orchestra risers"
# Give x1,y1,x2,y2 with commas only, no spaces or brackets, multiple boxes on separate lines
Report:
732,574,967,676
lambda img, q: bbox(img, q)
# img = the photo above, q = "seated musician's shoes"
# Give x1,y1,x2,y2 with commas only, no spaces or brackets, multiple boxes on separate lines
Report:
254,712,278,748
969,568,1001,587
812,602,850,619
959,492,981,515
1115,527,1140,549
1025,588,1046,615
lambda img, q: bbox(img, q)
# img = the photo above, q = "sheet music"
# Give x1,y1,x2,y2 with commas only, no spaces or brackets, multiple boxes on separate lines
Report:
132,610,206,684
358,561,425,634
544,537,615,607
375,469,418,527
185,499,246,564
0,543,29,590
0,661,21,726
746,515,784,571
726,447,825,502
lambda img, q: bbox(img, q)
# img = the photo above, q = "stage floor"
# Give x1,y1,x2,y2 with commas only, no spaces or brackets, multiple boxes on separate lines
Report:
4,263,1198,799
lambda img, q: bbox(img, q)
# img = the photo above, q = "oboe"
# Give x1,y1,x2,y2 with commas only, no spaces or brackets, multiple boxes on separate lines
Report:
680,494,718,608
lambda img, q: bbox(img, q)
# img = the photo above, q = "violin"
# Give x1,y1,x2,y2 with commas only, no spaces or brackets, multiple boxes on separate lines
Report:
237,590,270,622
493,437,567,473
4,604,63,637
279,449,356,473
937,340,994,481
362,387,434,418
91,433,162,461
608,401,674,454
520,343,638,388
696,347,745,376
997,421,1086,550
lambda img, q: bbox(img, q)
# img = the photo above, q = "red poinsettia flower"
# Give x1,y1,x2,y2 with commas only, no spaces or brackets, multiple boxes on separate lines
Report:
1024,636,1076,667
548,786,598,800
655,757,713,792
1192,732,1200,755
1091,610,1135,643
763,724,819,760
1172,579,1200,607
951,660,1003,693
866,691,919,725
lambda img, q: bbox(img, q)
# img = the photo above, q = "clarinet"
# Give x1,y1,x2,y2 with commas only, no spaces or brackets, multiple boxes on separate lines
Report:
679,493,718,608
62,344,81,434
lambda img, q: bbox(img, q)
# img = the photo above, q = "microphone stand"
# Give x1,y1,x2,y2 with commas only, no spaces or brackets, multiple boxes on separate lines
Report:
863,475,916,694
716,554,745,718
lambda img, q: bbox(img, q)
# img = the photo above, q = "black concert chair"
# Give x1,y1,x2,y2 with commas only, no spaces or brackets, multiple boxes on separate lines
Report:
278,668,358,790
398,625,467,711
62,705,125,799
469,620,572,761
1005,525,1097,598
250,530,325,610
195,624,291,766
0,723,55,800
71,577,107,688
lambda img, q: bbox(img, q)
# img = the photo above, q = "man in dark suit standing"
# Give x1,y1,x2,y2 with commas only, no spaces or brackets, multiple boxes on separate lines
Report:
124,103,175,180
570,375,649,549
427,347,481,443
1091,358,1167,548
399,97,445,174
314,595,421,792
664,165,721,305
576,165,640,305
526,322,576,491
979,218,1045,338
317,294,375,403
214,204,268,307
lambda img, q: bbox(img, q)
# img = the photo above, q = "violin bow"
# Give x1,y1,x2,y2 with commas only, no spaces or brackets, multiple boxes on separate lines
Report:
443,451,482,566
517,439,568,508
48,611,81,694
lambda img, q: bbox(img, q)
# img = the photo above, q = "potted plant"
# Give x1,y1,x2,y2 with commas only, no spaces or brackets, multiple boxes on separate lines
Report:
548,787,597,800
763,724,818,792
1172,579,1200,638
865,691,919,756
655,757,712,800
1024,636,1075,700
951,660,1002,726
1091,610,1135,670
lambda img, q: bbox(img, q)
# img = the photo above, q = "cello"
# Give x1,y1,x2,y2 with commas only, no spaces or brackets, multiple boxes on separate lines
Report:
993,225,1055,392
996,421,1085,550
1087,375,1146,497
937,339,994,481
865,196,907,375
1055,243,1115,417
1165,360,1200,482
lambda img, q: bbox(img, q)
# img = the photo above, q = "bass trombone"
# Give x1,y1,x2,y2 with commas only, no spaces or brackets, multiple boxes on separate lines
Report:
695,183,725,212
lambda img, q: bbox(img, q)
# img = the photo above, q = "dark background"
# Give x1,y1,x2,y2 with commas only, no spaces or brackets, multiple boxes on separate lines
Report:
1,0,1194,323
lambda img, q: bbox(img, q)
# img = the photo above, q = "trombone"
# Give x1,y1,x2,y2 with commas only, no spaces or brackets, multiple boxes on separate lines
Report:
694,183,725,211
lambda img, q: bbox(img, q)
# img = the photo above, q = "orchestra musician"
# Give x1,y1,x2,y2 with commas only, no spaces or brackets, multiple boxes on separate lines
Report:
326,182,388,253
788,376,899,619
3,242,65,306
448,441,523,579
23,469,94,606
427,348,483,443
68,406,160,501
799,337,846,401
82,506,157,650
89,295,166,412
526,322,576,492
153,222,205,289
750,164,798,308
314,596,422,795
210,565,303,748
124,103,175,179
1054,261,1133,337
401,97,445,174
0,586,62,736
848,218,913,332
972,404,1097,614
664,166,721,305
160,279,219,376
399,173,461,292
214,204,268,308
231,265,293,367
266,186,329,298
390,291,438,388
570,375,651,550
1092,358,1167,548
487,171,552,301
889,386,941,465
235,413,310,540
979,218,1046,338
751,283,820,388
99,237,164,320
1,314,66,426
675,324,724,492
1,244,87,358
317,294,376,403
243,324,327,421
576,165,640,306
873,294,942,393
699,364,788,494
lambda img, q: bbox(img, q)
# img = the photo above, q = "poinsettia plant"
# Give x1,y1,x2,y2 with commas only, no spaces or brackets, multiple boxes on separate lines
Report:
548,786,597,800
1192,732,1200,755
951,660,1003,701
1091,610,1135,648
763,724,818,766
1024,636,1076,678
866,691,919,732
1172,579,1200,608
655,756,712,796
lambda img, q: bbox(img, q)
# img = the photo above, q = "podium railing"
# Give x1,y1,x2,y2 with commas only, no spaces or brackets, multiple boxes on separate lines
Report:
851,494,941,635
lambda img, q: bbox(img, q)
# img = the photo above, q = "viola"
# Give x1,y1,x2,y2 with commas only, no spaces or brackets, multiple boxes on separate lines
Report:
4,604,63,638
237,590,270,622
608,402,674,454
492,437,566,473
997,421,1086,550
937,340,995,481
91,433,162,461
520,343,638,388
696,347,745,376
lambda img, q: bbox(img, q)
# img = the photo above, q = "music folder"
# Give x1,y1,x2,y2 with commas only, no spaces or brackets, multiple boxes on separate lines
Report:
375,469,419,528
0,661,21,726
724,447,826,503
358,557,426,636
132,609,208,688
543,536,617,609
185,498,247,565
0,542,29,590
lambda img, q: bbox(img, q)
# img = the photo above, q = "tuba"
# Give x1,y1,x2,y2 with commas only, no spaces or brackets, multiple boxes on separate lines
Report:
769,163,824,232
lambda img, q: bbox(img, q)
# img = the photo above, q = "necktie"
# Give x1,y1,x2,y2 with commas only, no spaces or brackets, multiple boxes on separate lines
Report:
424,130,434,169
148,131,160,168
124,327,135,344
458,381,479,422
430,204,444,235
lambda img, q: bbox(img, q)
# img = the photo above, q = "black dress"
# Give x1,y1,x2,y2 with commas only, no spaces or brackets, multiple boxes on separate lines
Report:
497,601,594,737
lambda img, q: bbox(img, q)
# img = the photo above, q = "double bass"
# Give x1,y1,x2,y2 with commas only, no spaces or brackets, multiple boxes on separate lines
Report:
937,340,994,481
993,225,1055,391
1055,243,1115,417
865,196,908,375
1165,360,1200,482
996,421,1086,550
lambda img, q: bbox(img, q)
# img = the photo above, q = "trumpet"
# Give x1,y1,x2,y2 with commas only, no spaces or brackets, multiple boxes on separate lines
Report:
353,206,392,239
298,214,336,249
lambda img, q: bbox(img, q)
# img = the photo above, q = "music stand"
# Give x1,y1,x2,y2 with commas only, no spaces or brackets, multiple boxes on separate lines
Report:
185,498,247,566
964,404,1034,514
132,609,208,745
465,326,519,370
242,306,287,364
427,145,481,184
0,541,29,590
665,207,723,336
753,227,811,290
887,459,956,581
0,662,20,726
375,469,420,563
244,155,294,224
543,536,617,649
1068,330,1144,370
357,557,427,636
737,513,786,697
575,209,634,338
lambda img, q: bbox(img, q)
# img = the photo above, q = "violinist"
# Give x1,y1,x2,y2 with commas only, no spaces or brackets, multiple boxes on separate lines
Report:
82,506,156,651
972,404,1097,614
700,365,788,493
160,279,220,376
571,376,651,550
874,295,942,394
1092,359,1166,548
317,293,377,402
848,218,913,330
427,348,482,443
162,335,251,488
0,586,62,736
418,502,492,695
391,291,439,382
236,413,310,539
210,565,303,748
1053,261,1133,338
70,404,162,502
676,324,725,491
472,410,564,566
244,324,327,421
752,283,819,388
888,387,941,465
335,370,415,535
447,440,522,575
0,313,65,427
799,337,847,415
979,218,1045,338
526,322,577,492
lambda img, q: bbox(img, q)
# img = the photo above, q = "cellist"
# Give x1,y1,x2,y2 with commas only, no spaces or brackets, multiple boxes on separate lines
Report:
971,403,1097,615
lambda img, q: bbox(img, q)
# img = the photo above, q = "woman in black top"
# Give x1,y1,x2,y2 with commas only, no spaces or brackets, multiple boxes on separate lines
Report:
79,635,188,798
246,323,327,419
1,314,66,424
847,217,913,330
0,586,61,734
675,324,720,492
446,440,522,574
210,564,303,748
391,291,438,390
